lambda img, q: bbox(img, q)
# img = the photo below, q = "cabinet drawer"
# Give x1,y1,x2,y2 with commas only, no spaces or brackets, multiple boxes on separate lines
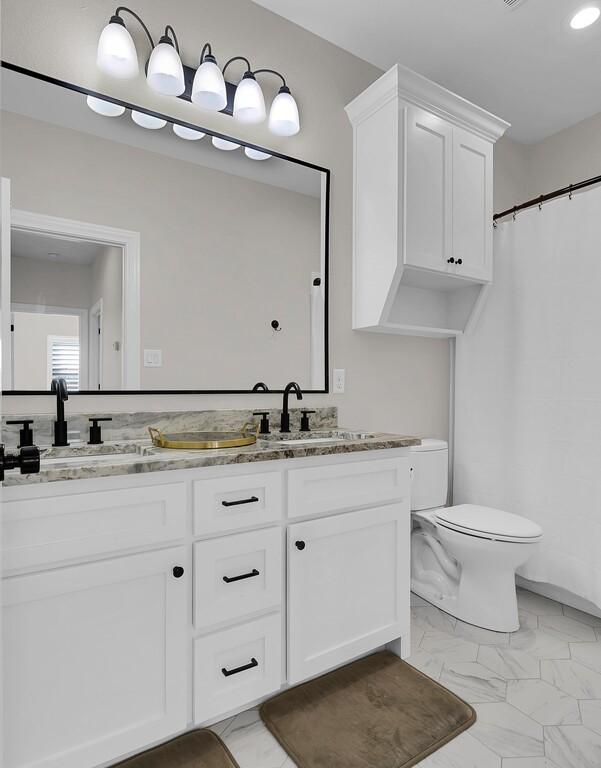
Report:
193,472,282,535
287,456,410,518
2,483,187,573
194,528,282,629
193,614,282,724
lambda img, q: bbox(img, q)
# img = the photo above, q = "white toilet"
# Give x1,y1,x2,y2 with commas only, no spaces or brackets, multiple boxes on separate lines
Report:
410,439,543,632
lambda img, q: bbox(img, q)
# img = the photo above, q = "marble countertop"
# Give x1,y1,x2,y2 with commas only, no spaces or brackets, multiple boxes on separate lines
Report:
3,430,421,487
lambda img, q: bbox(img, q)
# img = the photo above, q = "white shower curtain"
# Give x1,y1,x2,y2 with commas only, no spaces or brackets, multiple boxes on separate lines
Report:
454,185,601,609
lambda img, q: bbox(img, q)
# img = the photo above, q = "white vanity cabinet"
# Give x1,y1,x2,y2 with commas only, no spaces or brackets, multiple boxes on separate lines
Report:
2,546,189,768
287,504,408,684
1,450,411,768
346,64,508,337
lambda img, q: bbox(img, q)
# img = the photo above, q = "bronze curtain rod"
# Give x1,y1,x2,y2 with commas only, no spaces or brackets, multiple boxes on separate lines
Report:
493,172,601,222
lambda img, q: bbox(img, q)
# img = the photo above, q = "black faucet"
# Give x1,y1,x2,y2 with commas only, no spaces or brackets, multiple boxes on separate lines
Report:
280,382,303,433
51,377,69,446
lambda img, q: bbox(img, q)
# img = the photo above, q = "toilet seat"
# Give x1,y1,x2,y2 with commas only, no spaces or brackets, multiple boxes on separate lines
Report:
434,504,543,544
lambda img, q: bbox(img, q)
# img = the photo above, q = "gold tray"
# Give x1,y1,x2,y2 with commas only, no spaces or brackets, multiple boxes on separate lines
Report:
148,423,259,450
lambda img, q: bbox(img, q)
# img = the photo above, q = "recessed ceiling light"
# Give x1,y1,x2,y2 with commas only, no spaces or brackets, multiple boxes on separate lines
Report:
570,6,601,29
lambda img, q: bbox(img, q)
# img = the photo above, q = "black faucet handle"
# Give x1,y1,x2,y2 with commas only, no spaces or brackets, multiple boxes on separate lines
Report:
6,419,35,447
88,417,112,446
300,410,316,432
252,412,271,435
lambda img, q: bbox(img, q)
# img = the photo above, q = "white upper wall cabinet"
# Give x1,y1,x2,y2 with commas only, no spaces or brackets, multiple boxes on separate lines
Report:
346,64,509,338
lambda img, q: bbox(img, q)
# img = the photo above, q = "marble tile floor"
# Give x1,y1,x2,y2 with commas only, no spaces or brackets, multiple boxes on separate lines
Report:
210,587,601,768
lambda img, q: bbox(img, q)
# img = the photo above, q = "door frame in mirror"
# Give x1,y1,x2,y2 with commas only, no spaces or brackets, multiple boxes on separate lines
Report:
6,208,141,392
1,61,330,395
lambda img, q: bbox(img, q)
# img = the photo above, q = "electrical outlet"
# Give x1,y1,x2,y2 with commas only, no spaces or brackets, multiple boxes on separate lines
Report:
333,368,345,393
144,349,163,367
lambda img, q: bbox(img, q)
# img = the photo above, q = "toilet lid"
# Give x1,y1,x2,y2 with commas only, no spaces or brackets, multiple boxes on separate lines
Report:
435,504,543,541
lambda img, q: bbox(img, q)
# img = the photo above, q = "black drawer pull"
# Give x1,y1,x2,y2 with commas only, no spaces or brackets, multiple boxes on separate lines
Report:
223,568,260,584
221,657,258,677
221,495,259,507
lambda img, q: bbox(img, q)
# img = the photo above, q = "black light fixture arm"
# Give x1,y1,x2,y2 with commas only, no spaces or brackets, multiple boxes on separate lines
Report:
114,6,155,49
163,24,180,53
222,55,253,76
254,68,287,88
199,42,213,63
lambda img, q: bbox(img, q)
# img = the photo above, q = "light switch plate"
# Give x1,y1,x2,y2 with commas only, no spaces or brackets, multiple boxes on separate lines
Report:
333,368,345,393
144,349,163,367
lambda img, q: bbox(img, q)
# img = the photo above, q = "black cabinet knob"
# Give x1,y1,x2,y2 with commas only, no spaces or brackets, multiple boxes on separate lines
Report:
172,566,185,578
295,540,306,551
447,258,455,264
456,258,463,265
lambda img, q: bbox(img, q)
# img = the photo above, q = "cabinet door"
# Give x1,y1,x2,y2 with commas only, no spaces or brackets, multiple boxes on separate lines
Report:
287,504,409,684
452,127,493,281
2,547,189,768
405,107,453,272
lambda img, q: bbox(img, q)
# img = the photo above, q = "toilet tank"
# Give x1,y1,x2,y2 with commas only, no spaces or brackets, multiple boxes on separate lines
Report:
410,439,449,511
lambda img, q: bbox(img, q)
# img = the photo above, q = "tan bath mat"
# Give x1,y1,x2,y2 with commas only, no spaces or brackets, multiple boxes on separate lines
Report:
260,650,475,768
114,729,240,768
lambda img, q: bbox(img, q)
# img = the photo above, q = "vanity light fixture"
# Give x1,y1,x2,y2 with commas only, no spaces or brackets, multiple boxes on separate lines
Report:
173,124,206,140
268,86,300,137
192,43,227,111
244,147,272,160
96,9,142,79
223,57,266,124
146,27,185,96
96,7,301,135
131,110,167,129
212,136,241,151
570,5,601,28
86,95,125,117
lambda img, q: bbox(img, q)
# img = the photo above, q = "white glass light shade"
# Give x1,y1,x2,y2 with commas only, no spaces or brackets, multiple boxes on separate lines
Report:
86,95,125,117
173,124,206,140
96,19,139,79
192,58,227,111
269,88,300,136
244,147,272,160
233,74,266,124
131,110,167,129
212,136,240,151
147,40,185,96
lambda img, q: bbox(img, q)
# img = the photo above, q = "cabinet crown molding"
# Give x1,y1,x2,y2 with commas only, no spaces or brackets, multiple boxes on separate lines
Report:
346,63,510,143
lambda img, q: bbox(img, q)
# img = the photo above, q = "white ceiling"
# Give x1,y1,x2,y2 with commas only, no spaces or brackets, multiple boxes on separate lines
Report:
12,229,105,265
252,0,601,143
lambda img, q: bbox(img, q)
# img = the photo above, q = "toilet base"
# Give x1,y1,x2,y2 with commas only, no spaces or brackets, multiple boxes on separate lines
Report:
411,524,540,633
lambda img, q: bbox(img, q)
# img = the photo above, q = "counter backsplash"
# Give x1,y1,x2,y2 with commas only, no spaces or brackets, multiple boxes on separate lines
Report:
1,407,338,448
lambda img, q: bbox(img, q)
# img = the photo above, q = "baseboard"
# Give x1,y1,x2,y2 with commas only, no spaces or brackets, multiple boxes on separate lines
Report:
516,575,601,619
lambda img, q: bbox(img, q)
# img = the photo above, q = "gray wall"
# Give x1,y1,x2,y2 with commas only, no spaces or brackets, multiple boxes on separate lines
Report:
1,0,450,438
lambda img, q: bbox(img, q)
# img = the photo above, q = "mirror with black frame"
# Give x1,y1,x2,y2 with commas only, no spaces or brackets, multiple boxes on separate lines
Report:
0,64,328,394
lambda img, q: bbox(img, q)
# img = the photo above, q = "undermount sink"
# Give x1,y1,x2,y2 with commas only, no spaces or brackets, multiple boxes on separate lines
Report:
278,436,346,445
39,444,147,468
264,430,376,446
